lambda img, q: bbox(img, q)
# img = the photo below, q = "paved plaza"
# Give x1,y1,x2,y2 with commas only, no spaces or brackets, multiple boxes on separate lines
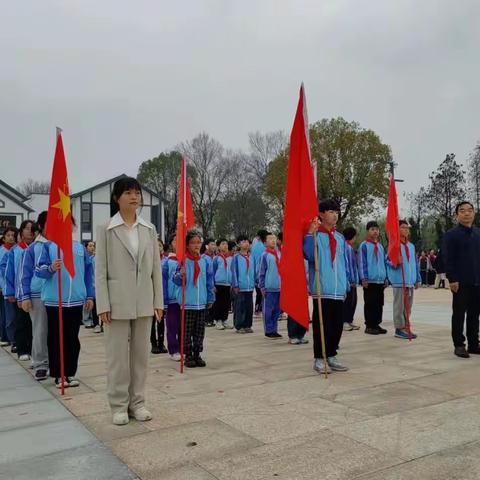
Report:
2,287,480,479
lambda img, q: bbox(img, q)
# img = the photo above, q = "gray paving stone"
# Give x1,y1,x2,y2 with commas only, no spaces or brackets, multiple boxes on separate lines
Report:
0,384,51,408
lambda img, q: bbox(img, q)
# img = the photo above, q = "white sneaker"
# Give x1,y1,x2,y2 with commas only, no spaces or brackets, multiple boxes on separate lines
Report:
223,321,234,329
66,377,80,387
216,322,225,330
288,338,301,345
343,323,354,331
327,356,349,372
313,358,331,374
113,412,129,426
170,353,181,362
130,407,152,422
93,325,102,333
299,337,309,344
19,354,30,361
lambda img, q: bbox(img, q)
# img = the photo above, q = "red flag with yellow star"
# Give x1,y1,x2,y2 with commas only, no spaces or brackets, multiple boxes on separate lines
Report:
45,128,75,277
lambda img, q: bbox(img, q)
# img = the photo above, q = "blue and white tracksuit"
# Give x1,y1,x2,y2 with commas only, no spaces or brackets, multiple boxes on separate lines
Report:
258,251,281,334
213,255,232,286
358,241,387,284
386,242,421,287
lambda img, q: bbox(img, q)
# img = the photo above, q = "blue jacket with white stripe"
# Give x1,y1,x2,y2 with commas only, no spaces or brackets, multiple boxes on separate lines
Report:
213,254,232,286
258,250,281,292
230,253,255,292
386,242,421,287
358,240,387,283
19,237,48,301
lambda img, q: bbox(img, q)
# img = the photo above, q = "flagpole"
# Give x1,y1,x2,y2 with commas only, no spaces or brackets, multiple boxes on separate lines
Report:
180,262,186,374
57,246,65,395
400,262,413,341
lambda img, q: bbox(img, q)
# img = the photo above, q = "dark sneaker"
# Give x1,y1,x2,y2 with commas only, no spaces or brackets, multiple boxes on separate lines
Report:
244,327,254,333
185,357,197,368
454,346,470,358
151,345,161,354
377,326,387,334
195,356,206,367
236,328,246,334
11,345,17,354
159,345,168,354
365,327,380,335
35,369,48,381
467,346,480,354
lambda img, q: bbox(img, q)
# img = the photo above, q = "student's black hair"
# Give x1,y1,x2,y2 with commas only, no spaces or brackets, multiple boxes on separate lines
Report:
366,220,379,231
19,219,36,238
2,226,18,239
256,229,269,242
228,240,236,251
167,234,176,249
399,219,409,227
455,201,474,214
216,238,228,247
205,238,215,245
36,211,48,232
186,230,202,246
343,226,357,241
110,176,143,217
318,199,340,213
277,232,283,242
237,234,250,243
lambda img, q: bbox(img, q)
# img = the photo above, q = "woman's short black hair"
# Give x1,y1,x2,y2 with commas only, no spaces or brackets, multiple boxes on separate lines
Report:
2,226,18,240
19,219,36,238
36,211,48,232
343,226,357,241
366,220,379,230
110,176,143,217
256,230,269,242
319,199,340,213
237,234,250,243
167,234,176,249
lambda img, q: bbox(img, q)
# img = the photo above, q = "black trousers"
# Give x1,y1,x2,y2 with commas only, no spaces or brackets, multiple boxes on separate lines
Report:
363,284,385,328
451,285,480,348
15,303,32,356
184,309,207,358
213,285,231,322
255,287,263,313
91,301,100,327
150,314,165,347
287,316,307,339
343,288,358,324
234,291,253,329
312,298,344,359
46,306,83,378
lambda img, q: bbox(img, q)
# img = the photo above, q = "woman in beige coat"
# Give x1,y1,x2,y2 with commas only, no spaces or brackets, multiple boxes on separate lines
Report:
95,177,163,425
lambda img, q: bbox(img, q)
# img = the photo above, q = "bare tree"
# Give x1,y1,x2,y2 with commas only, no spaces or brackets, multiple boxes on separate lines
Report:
468,143,480,211
17,179,50,196
247,130,288,184
178,133,230,236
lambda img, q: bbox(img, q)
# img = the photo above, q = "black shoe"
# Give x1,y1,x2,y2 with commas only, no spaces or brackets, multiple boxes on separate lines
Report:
11,345,17,353
271,332,283,338
467,346,480,355
454,346,470,358
365,327,380,335
185,357,197,368
159,345,168,354
195,356,206,367
35,369,48,381
377,326,388,334
151,345,161,354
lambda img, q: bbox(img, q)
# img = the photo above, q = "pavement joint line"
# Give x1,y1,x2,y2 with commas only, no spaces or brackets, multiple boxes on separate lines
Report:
0,416,79,435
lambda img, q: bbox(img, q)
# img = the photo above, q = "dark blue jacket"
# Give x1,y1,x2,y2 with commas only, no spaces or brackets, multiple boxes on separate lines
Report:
442,224,480,285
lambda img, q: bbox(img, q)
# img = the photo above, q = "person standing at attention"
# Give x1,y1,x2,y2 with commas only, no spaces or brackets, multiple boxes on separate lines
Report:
95,177,164,426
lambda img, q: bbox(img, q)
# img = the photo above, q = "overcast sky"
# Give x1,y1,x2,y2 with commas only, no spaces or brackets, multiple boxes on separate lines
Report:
1,0,478,213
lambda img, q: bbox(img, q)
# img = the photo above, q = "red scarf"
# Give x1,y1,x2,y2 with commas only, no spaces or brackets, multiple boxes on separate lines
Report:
346,240,354,247
18,241,28,250
401,240,410,262
240,252,250,271
3,243,14,250
318,225,337,264
266,247,280,270
186,251,201,284
366,238,379,260
218,252,230,269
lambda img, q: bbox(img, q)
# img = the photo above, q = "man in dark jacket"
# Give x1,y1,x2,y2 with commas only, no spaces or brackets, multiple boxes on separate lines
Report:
442,201,480,358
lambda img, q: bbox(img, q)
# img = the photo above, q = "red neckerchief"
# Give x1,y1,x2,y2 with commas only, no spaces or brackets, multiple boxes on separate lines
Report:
401,240,410,262
346,240,354,247
218,252,229,269
186,251,201,284
240,252,250,271
3,243,14,250
266,247,280,270
318,225,337,264
366,238,379,260
17,241,28,250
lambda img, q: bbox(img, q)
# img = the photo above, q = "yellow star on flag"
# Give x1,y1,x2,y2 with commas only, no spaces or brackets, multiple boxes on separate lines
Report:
52,188,71,221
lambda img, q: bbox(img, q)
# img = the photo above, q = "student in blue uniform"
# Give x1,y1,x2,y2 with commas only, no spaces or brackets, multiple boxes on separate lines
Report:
231,235,255,334
0,226,17,349
251,230,268,315
202,238,216,327
358,221,388,335
304,199,351,374
174,231,215,368
342,227,360,331
212,238,233,330
259,233,282,339
36,218,95,388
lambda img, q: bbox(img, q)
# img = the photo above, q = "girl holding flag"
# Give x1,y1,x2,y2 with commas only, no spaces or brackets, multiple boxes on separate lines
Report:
95,177,164,426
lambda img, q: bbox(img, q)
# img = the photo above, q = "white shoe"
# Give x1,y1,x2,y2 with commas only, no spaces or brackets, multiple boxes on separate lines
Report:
129,407,152,422
327,356,349,372
313,358,331,374
19,354,30,361
113,412,129,426
223,321,234,329
343,323,354,331
93,325,102,333
216,322,225,330
170,353,181,362
288,338,301,345
66,377,80,387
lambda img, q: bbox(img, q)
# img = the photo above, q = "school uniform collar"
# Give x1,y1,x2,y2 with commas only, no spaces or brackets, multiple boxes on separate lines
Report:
35,234,48,243
107,212,152,230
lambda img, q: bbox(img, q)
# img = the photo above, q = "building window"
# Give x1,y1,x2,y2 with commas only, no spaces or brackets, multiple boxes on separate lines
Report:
151,204,159,230
81,202,92,232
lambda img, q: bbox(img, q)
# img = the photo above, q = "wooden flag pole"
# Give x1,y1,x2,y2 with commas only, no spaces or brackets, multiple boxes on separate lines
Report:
313,231,328,379
179,261,186,373
400,262,413,341
57,246,65,395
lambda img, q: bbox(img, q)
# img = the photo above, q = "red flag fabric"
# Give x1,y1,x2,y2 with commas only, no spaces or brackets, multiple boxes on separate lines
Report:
176,158,195,262
386,175,401,267
45,129,75,278
279,85,318,330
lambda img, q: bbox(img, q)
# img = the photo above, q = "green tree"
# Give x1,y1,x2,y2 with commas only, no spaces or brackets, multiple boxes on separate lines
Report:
137,151,182,240
265,117,392,226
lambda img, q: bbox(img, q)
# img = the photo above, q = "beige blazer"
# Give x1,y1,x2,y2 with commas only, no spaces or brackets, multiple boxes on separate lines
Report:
95,218,164,320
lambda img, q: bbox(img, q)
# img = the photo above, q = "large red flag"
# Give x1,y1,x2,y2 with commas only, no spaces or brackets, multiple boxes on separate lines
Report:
386,175,401,267
176,158,195,261
280,85,318,329
45,129,75,277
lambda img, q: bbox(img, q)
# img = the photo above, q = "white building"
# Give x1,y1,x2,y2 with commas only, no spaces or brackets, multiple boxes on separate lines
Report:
70,174,165,243
0,179,34,229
